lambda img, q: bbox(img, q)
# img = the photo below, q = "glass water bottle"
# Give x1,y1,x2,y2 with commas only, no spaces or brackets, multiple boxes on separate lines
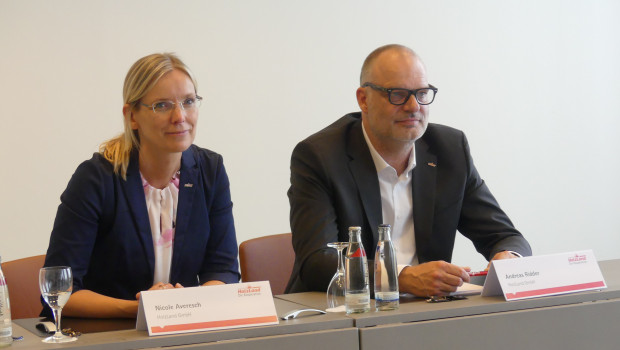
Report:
345,226,370,314
374,224,399,310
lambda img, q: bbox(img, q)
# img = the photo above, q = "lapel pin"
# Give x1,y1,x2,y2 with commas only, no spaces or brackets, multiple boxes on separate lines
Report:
184,183,193,188
427,162,437,167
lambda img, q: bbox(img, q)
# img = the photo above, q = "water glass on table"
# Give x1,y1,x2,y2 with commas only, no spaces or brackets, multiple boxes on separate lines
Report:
39,266,77,343
326,242,348,311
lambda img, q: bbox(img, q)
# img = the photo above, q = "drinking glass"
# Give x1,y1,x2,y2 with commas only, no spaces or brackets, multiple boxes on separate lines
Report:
39,267,77,343
326,242,348,309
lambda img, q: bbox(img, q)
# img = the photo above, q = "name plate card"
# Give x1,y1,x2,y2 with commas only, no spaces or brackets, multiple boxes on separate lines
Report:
137,281,278,336
482,250,606,301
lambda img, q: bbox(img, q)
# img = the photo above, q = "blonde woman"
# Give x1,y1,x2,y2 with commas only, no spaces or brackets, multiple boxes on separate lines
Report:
42,53,240,318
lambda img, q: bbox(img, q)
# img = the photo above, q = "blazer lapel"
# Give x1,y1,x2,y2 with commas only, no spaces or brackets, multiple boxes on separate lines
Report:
122,151,155,278
347,121,381,247
412,137,437,263
170,147,198,281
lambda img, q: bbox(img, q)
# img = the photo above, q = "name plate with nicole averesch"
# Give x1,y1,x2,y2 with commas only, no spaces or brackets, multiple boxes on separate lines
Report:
137,281,278,336
482,250,606,301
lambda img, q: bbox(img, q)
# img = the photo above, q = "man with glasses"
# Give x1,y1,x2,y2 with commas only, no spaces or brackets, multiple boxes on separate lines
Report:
285,44,531,296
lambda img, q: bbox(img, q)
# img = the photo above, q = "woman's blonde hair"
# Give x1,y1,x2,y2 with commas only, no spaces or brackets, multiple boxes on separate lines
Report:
99,53,198,178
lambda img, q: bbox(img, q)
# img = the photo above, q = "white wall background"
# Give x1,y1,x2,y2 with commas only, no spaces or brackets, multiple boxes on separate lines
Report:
1,0,619,270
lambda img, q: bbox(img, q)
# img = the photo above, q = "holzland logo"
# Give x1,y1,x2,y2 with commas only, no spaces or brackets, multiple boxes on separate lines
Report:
238,285,262,297
568,254,587,265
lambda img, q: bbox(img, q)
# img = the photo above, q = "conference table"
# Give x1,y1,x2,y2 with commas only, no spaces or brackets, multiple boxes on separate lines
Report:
11,298,357,349
277,259,620,349
9,259,620,349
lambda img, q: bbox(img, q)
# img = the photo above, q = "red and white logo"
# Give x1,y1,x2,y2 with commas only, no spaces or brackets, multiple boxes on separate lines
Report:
238,285,262,297
349,247,366,258
568,254,587,264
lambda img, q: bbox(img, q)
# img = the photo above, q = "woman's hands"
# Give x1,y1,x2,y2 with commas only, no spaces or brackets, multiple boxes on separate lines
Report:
135,282,184,300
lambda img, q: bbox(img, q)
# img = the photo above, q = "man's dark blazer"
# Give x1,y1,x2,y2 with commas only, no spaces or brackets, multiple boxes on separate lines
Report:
285,113,531,293
43,145,240,310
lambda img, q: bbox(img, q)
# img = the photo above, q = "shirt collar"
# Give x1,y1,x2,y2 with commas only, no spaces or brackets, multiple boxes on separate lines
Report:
362,121,417,177
140,171,181,190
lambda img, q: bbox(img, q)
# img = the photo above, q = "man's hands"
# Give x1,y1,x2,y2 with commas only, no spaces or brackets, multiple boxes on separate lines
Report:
398,261,470,296
399,252,522,296
485,250,520,270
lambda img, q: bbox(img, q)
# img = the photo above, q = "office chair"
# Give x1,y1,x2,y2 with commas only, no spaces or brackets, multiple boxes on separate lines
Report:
1,254,46,319
239,233,294,295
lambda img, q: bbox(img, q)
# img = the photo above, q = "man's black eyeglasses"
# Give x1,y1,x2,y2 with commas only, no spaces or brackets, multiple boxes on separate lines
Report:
362,82,438,106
